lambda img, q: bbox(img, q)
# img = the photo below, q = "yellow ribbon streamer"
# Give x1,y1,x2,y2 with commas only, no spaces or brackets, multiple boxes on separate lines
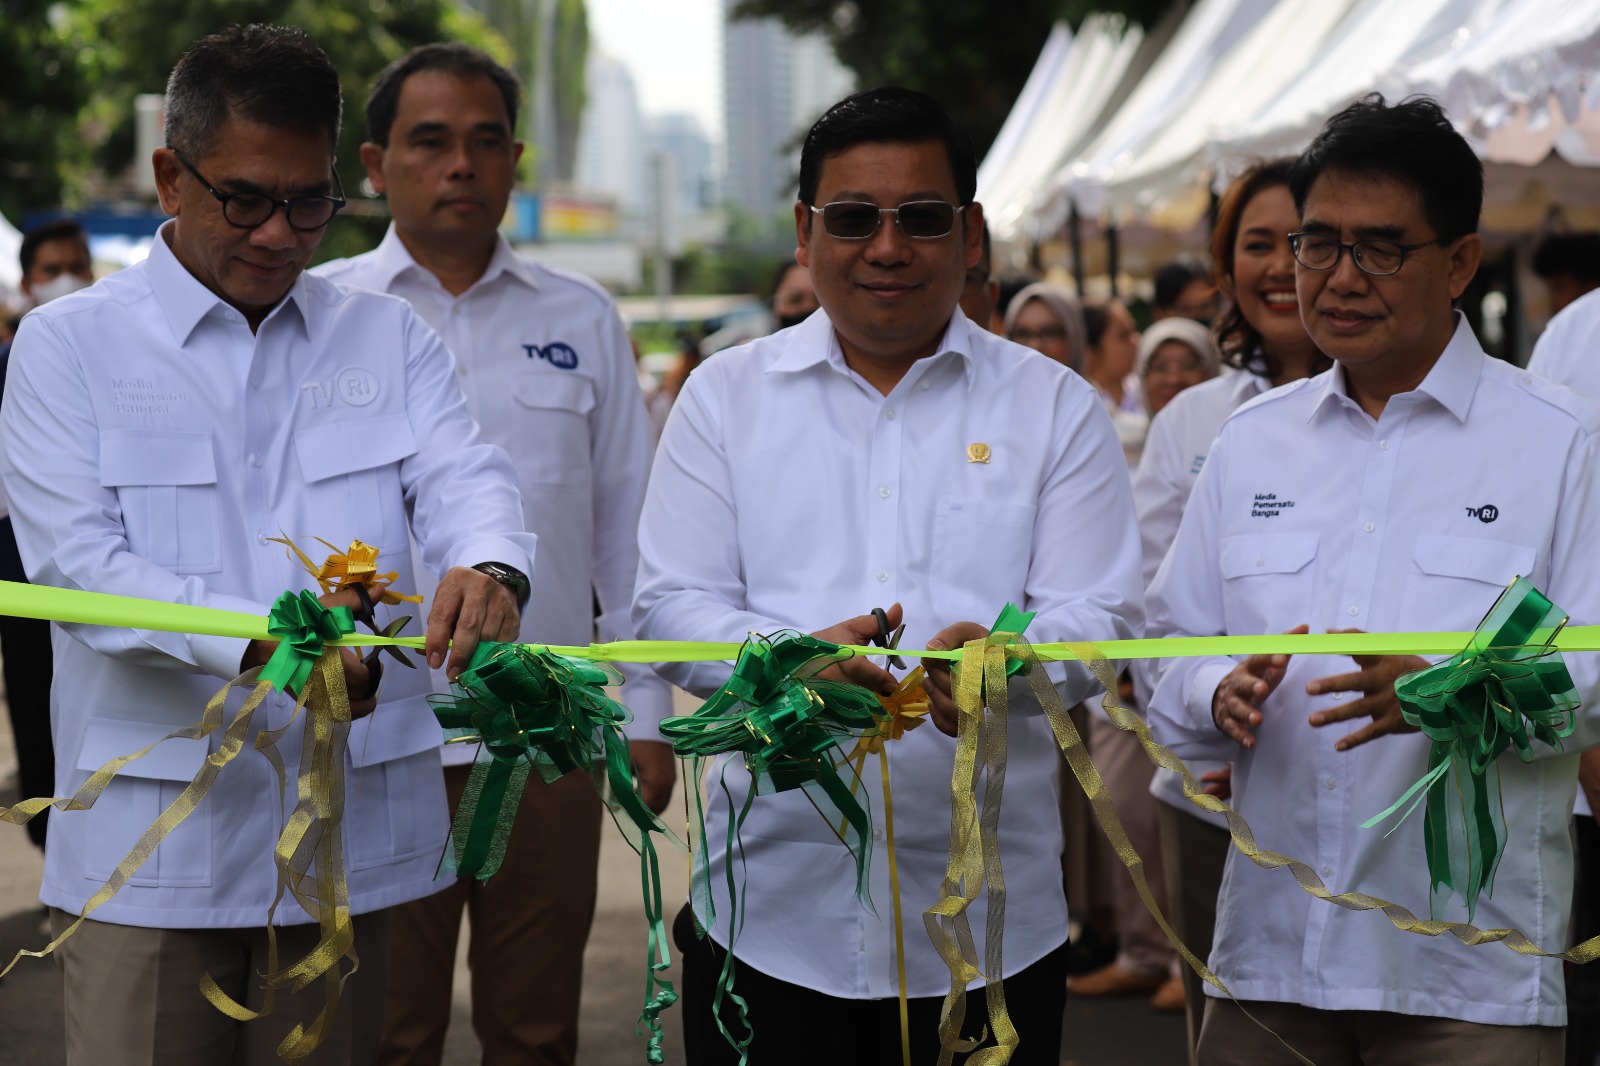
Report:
268,535,423,605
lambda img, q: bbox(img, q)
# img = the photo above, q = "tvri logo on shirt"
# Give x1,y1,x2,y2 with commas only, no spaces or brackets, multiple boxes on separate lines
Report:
1465,504,1499,523
523,342,579,370
301,367,380,409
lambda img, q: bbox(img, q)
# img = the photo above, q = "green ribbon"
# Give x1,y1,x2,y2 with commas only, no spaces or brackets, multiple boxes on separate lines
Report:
658,632,887,1061
428,641,681,1062
259,590,354,697
1363,577,1579,921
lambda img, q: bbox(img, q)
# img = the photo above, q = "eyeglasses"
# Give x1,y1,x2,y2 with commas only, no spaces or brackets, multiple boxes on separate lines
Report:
810,200,963,240
1010,326,1068,345
1288,232,1439,277
175,152,346,232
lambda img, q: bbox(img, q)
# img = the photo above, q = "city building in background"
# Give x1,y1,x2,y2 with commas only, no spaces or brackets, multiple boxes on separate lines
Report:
721,0,852,226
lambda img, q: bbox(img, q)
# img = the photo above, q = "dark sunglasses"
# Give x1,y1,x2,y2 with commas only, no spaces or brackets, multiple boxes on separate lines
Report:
810,200,963,240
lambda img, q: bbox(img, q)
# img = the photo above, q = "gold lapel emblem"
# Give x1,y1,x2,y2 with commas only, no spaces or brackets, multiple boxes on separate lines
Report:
966,442,992,464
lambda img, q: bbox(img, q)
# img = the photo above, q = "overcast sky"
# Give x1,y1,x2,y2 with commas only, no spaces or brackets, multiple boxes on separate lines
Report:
586,0,723,142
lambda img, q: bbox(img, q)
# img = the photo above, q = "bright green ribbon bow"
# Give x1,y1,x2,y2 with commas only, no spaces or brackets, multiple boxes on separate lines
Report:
658,632,887,1062
428,641,681,1062
1363,577,1579,920
259,589,353,697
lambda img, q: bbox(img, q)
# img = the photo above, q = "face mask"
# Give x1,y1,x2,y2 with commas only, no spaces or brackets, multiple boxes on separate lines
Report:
29,273,91,306
775,308,814,330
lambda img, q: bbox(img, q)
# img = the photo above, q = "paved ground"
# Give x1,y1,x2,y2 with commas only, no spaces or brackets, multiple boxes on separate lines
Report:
0,688,1187,1065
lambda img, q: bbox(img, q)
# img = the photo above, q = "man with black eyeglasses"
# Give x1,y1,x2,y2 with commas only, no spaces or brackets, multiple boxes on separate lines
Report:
1146,95,1600,1064
634,86,1142,1064
0,25,534,1065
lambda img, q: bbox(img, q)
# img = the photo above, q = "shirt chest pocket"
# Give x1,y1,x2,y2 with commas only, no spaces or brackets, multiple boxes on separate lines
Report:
293,415,418,555
931,496,1037,619
100,430,220,574
1399,534,1537,633
1219,532,1318,638
510,375,596,489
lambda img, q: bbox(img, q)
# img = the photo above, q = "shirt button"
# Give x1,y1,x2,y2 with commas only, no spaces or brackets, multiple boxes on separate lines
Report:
1347,606,1359,617
920,382,931,391
1324,777,1337,790
885,408,896,420
1320,866,1333,878
1379,439,1390,450
1522,375,1534,386
257,532,269,545
1363,522,1375,533
248,453,263,468
1255,555,1265,567
875,570,888,583
872,826,885,842
879,486,892,499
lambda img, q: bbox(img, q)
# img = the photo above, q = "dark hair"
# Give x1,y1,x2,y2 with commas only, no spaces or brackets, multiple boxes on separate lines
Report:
975,220,993,278
769,258,803,300
1152,259,1208,312
20,219,88,278
1211,159,1295,373
1532,232,1600,284
1289,94,1481,244
1082,299,1122,351
798,87,977,207
366,42,522,147
165,25,342,160
995,273,1037,318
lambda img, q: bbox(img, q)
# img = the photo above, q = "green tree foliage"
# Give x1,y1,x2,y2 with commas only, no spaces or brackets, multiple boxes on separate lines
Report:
38,0,505,257
731,0,1178,159
0,0,90,221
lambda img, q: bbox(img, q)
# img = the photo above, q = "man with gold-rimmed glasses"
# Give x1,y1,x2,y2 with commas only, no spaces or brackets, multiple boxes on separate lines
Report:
1,24,534,1065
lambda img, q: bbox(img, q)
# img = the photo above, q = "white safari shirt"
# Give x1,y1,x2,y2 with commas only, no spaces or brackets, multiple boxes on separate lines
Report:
1132,369,1268,821
317,229,670,749
634,309,1144,998
0,223,534,928
1146,317,1600,1026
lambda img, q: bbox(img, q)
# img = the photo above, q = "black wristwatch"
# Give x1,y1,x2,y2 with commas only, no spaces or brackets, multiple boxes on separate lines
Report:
471,561,530,610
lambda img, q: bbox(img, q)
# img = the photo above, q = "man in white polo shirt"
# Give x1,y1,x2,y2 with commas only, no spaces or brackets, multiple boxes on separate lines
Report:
1146,95,1600,1064
0,26,533,1065
634,87,1143,1064
316,43,672,1066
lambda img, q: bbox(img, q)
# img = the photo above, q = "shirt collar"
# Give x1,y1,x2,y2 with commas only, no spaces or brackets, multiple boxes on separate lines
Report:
370,224,540,295
766,306,978,390
146,219,311,345
1307,312,1482,424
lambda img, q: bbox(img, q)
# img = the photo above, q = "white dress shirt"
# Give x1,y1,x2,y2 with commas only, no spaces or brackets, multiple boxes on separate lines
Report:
634,309,1144,998
1145,316,1600,1025
317,228,670,752
1132,369,1267,821
1527,287,1600,819
0,223,534,928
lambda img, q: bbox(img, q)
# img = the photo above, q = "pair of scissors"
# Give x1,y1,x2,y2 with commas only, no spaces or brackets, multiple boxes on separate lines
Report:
870,607,906,671
350,583,417,699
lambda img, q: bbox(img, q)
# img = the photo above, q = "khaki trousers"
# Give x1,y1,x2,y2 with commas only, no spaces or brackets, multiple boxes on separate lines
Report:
1198,997,1565,1066
1088,714,1174,976
51,906,392,1066
1157,800,1232,1066
377,763,603,1066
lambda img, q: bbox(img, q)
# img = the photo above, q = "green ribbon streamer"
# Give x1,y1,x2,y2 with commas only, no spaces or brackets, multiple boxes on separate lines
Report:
1363,577,1579,921
428,641,681,1062
259,590,354,697
658,632,888,1061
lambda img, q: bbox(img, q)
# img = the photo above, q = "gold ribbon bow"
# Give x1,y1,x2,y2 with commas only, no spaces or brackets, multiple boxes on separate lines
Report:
269,536,423,606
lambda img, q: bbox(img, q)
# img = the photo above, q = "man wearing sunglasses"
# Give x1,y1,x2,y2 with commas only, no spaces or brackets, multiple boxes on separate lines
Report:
0,26,534,1065
1146,96,1600,1063
635,87,1142,1063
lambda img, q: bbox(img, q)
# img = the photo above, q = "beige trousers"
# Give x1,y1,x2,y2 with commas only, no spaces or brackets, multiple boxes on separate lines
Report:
1088,713,1175,976
1198,996,1565,1066
51,906,391,1066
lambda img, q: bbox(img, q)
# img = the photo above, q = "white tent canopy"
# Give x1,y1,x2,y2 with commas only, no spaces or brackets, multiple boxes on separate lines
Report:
976,15,1146,241
1097,0,1362,218
987,0,1600,236
1043,0,1280,227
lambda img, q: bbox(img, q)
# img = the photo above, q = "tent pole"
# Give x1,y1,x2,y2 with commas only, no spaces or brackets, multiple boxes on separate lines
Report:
1107,211,1120,298
1069,202,1086,296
